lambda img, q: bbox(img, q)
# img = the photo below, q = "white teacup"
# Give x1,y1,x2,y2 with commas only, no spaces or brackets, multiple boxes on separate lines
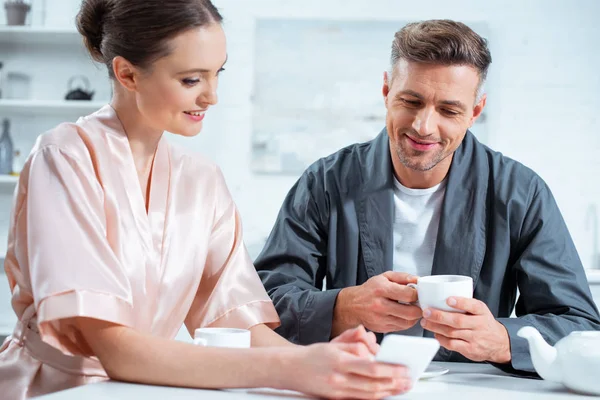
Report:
193,327,251,348
409,275,473,313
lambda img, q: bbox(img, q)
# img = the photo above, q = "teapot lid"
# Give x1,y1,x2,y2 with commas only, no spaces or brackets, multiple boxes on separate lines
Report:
68,75,91,91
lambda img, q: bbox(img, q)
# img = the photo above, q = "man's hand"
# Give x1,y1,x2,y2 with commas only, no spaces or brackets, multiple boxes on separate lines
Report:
332,272,421,337
331,325,379,359
420,297,511,363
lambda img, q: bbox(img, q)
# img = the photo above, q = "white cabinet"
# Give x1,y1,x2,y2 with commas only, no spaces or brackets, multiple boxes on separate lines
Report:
0,25,110,331
0,26,110,177
0,99,106,116
0,26,82,45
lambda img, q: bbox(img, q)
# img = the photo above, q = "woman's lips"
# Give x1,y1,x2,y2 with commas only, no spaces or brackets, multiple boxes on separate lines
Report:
184,111,205,122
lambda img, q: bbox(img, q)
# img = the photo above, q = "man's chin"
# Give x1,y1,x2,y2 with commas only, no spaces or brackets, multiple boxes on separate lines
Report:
397,154,440,172
395,145,451,172
404,162,438,172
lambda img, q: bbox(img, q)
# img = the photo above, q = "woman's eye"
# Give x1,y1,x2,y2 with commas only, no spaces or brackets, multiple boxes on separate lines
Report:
182,78,200,86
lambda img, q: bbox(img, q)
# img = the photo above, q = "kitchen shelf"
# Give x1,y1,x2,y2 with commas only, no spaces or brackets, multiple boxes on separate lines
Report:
0,26,81,45
0,99,106,117
0,175,17,185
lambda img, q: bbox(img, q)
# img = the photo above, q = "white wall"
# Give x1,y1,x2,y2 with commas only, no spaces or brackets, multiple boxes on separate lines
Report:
1,0,599,262
0,0,599,340
203,0,600,270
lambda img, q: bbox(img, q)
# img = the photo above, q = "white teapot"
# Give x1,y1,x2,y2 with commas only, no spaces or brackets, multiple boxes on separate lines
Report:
517,326,600,395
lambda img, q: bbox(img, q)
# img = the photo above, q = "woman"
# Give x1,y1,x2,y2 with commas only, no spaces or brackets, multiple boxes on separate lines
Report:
0,0,411,399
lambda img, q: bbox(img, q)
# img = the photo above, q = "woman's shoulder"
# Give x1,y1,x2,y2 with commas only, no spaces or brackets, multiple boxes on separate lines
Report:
32,121,94,164
32,105,122,165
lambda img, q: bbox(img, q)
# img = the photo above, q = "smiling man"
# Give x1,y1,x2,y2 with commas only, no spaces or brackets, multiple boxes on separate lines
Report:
255,19,600,374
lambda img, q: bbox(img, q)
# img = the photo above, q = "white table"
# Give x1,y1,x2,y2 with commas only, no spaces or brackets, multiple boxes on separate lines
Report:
39,362,590,399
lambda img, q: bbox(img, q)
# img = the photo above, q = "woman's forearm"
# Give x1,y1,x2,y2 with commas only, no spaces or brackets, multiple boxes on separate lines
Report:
73,317,411,399
250,323,297,347
75,318,293,389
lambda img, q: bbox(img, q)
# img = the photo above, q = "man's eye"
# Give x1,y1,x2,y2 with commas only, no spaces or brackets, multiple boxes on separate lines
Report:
442,109,459,116
402,99,420,106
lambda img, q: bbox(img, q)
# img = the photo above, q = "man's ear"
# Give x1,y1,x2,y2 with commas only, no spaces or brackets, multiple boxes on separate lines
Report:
470,93,487,126
383,71,391,107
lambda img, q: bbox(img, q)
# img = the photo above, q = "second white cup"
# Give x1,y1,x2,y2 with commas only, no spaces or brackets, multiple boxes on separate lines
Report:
409,275,473,313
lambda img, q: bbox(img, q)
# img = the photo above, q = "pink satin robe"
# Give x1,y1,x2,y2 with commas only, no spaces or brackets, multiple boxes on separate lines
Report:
0,105,280,398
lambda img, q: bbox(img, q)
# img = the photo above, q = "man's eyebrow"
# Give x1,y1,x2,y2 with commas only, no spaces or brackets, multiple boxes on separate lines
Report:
395,90,424,99
395,90,467,111
439,100,467,111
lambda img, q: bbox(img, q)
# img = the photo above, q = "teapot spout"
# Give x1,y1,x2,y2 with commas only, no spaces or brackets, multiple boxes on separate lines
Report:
517,326,561,383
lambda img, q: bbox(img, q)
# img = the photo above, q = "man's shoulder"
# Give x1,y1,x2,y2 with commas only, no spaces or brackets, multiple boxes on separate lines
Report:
475,139,548,198
301,137,377,192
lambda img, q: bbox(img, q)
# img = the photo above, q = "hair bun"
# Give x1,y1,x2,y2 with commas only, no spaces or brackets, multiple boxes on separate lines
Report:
76,0,113,62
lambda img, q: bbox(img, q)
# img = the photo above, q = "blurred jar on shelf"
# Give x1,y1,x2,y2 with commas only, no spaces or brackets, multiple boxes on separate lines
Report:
5,72,32,100
0,119,14,175
0,61,4,99
10,149,23,176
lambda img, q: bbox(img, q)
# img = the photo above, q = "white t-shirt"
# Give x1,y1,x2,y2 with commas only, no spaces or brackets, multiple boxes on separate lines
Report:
392,177,447,336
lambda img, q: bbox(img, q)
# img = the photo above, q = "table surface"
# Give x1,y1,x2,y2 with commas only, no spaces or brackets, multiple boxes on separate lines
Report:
38,362,591,400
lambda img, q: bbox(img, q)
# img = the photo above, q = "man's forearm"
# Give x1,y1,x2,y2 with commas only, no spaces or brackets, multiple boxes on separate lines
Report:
331,287,360,338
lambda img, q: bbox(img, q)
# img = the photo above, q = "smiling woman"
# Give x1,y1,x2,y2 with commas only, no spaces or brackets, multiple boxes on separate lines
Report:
77,0,226,138
0,0,411,399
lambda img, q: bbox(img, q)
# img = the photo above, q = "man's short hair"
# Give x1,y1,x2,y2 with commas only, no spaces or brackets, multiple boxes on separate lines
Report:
390,19,492,97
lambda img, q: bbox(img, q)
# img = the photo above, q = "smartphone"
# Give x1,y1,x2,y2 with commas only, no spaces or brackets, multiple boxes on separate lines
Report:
375,334,440,382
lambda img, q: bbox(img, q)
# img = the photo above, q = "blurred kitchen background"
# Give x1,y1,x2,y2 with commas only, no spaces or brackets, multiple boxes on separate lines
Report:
0,0,599,339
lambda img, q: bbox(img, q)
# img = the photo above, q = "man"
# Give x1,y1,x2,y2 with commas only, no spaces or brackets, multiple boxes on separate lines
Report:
255,19,600,374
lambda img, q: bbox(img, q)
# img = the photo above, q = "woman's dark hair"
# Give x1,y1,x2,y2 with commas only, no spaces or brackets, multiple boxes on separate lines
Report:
76,0,223,78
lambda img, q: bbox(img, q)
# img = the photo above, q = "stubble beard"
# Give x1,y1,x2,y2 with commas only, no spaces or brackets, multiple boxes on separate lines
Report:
394,140,447,172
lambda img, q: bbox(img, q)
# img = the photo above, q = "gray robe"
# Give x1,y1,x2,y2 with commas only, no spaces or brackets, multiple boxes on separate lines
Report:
255,128,600,374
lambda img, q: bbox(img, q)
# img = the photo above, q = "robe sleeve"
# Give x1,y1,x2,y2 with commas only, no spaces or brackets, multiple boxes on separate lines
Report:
184,167,280,334
16,145,134,353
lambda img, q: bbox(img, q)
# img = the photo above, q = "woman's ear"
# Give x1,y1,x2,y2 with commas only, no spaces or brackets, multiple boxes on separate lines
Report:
112,56,139,92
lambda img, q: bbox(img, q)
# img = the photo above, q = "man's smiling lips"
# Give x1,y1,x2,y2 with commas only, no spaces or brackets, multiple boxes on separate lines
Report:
405,134,439,151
